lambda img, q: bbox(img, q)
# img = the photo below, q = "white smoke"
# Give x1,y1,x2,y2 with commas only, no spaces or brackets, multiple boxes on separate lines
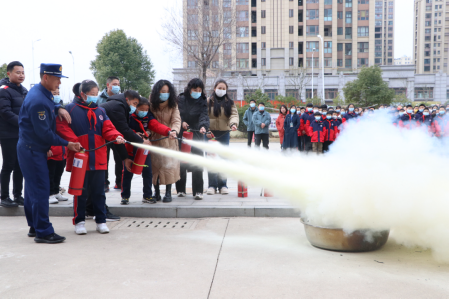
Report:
133,111,449,262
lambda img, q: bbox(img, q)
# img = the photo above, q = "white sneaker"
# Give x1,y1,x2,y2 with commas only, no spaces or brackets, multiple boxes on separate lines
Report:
75,222,87,235
177,192,186,197
96,223,110,234
55,194,68,201
49,195,58,204
220,187,229,195
194,193,203,200
207,187,215,195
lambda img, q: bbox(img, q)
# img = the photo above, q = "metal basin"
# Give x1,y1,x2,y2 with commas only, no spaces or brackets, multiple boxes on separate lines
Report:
301,219,390,252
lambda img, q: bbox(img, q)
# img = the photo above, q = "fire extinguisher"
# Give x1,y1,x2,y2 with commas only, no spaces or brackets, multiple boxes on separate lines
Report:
131,148,149,175
207,132,218,157
238,181,248,198
68,150,89,196
181,129,193,154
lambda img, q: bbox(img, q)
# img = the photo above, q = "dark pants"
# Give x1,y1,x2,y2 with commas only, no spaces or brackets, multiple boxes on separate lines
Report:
105,144,122,187
247,131,254,147
121,153,152,199
255,133,269,149
207,131,230,190
18,146,54,238
304,136,312,152
47,159,66,196
176,163,204,195
323,141,333,153
74,170,106,225
1,138,23,200
298,136,305,152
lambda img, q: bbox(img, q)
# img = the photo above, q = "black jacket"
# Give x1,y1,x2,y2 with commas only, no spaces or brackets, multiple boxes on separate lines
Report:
100,93,143,160
0,78,28,139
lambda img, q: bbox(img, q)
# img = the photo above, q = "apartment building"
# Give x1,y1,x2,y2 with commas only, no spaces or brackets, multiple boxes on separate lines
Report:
183,0,395,75
394,55,413,65
413,0,448,74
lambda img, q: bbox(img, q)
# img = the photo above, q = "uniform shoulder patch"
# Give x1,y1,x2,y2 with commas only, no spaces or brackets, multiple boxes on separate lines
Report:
0,85,8,89
38,111,46,120
99,115,104,121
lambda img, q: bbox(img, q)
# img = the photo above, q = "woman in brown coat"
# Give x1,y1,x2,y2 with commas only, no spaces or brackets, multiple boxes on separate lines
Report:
149,80,181,203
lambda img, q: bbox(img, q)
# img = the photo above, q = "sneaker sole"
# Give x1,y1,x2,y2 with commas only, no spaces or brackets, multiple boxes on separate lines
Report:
57,199,68,201
96,230,110,234
106,218,120,222
177,194,185,197
28,233,36,238
75,231,87,235
34,238,66,244
0,204,19,208
120,203,130,205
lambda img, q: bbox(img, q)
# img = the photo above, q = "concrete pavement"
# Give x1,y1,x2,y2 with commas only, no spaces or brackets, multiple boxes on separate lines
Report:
0,217,448,298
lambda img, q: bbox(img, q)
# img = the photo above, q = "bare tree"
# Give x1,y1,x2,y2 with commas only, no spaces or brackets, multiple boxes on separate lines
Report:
161,0,237,84
287,66,311,101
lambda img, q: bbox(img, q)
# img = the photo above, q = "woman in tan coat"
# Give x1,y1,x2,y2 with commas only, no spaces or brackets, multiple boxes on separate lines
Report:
149,80,181,203
206,79,239,195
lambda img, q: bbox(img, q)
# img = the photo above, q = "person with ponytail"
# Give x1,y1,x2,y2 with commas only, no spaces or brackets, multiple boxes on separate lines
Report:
206,79,239,195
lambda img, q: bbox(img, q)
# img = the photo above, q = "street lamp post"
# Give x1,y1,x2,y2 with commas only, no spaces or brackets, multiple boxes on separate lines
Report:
312,48,315,98
32,39,41,85
317,35,325,104
69,51,75,86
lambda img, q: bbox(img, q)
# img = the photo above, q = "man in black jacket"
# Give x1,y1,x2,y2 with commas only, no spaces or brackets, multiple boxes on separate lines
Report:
0,61,27,208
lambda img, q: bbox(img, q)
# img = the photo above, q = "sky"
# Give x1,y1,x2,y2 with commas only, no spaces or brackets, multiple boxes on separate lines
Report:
0,0,412,101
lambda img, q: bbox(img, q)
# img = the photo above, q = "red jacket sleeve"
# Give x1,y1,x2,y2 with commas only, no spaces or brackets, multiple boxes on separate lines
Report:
148,119,171,136
56,118,79,143
102,119,123,142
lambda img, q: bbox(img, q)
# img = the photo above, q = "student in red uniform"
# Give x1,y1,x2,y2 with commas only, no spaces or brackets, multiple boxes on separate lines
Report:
416,107,433,133
331,111,342,139
343,104,357,122
432,107,449,138
308,112,327,154
56,80,127,235
300,103,314,152
399,105,415,129
323,112,337,153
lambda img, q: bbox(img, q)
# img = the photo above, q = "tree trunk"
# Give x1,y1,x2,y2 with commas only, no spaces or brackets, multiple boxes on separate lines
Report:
202,65,207,88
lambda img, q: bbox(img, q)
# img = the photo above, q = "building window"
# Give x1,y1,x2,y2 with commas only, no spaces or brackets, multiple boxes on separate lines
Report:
346,0,352,7
337,59,343,67
238,11,249,21
306,0,319,3
358,0,369,3
337,43,343,51
188,30,198,41
289,57,294,66
261,58,266,66
306,41,319,52
337,27,343,35
324,0,332,4
265,89,278,100
223,44,232,56
236,0,249,5
306,89,317,99
345,27,352,39
324,9,332,21
357,42,369,53
306,10,319,20
357,58,368,67
251,58,257,68
325,89,338,99
358,10,369,20
289,42,294,49
289,26,294,34
338,11,343,19
289,9,294,18
424,66,430,71
286,89,299,99
187,0,198,8
188,61,197,68
306,58,319,67
414,87,433,99
375,58,381,64
237,59,249,68
261,42,266,49
346,11,352,24
324,41,332,53
262,26,266,34
357,26,369,37
306,26,319,36
345,43,352,55
324,58,332,67
212,61,219,69
237,43,249,53
261,10,266,18
237,27,249,37
345,59,352,68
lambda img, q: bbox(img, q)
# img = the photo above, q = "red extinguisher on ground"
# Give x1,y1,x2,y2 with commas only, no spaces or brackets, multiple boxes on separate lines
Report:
131,148,149,175
238,181,248,198
181,129,193,154
68,150,89,196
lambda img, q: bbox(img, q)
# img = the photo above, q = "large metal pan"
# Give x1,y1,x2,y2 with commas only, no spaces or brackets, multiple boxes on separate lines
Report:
301,219,390,252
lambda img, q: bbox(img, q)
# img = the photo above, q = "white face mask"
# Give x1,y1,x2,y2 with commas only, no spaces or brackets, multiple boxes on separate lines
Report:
215,89,227,97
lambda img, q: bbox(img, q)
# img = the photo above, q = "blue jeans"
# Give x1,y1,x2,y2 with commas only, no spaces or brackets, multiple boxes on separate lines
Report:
121,153,152,199
206,130,230,190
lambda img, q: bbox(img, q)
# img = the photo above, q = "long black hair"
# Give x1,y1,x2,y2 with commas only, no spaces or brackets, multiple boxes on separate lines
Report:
279,105,287,115
209,79,234,118
184,78,206,99
150,79,178,111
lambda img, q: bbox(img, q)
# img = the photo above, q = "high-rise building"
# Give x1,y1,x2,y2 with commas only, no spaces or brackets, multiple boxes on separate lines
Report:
413,0,446,74
394,55,413,65
182,0,395,76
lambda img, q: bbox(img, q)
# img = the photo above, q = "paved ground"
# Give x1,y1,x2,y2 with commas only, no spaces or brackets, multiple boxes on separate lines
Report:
0,217,448,299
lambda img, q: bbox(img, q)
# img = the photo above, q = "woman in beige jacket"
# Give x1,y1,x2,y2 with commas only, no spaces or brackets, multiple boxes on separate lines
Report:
149,80,181,203
206,79,239,195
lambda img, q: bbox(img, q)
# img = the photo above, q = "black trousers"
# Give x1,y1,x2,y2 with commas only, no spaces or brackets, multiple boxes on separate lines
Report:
176,163,204,195
304,136,312,152
298,136,304,152
47,159,66,196
323,141,333,153
1,138,23,200
255,134,269,149
247,131,254,147
105,144,123,187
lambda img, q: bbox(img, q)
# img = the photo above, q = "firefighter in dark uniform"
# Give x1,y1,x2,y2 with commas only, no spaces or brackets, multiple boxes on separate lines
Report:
18,63,80,244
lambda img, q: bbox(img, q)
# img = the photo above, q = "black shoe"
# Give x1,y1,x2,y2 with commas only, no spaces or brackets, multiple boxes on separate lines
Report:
153,183,161,202
28,227,36,237
163,184,172,203
104,184,110,193
106,210,121,222
0,198,19,208
14,196,24,206
34,233,66,244
120,198,130,205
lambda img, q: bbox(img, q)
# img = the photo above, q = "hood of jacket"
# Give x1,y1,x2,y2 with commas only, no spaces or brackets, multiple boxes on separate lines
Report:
99,88,109,99
0,77,28,95
106,93,130,113
247,106,258,113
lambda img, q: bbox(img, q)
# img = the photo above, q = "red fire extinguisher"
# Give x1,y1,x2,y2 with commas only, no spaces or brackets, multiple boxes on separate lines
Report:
264,189,273,197
131,148,149,175
181,130,193,154
68,150,89,196
238,181,248,198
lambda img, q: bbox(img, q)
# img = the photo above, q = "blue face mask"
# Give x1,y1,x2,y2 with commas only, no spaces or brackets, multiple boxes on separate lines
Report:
315,116,321,120
419,108,424,112
399,112,405,116
336,109,340,113
85,95,98,104
439,111,445,115
129,105,136,115
307,108,313,112
137,110,148,118
349,108,354,112
259,106,265,111
191,92,201,99
160,93,169,102
322,112,327,115
326,115,332,119
250,103,256,108
423,112,430,116
355,111,360,115
53,95,61,104
111,86,120,94
407,109,413,114
290,108,296,114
